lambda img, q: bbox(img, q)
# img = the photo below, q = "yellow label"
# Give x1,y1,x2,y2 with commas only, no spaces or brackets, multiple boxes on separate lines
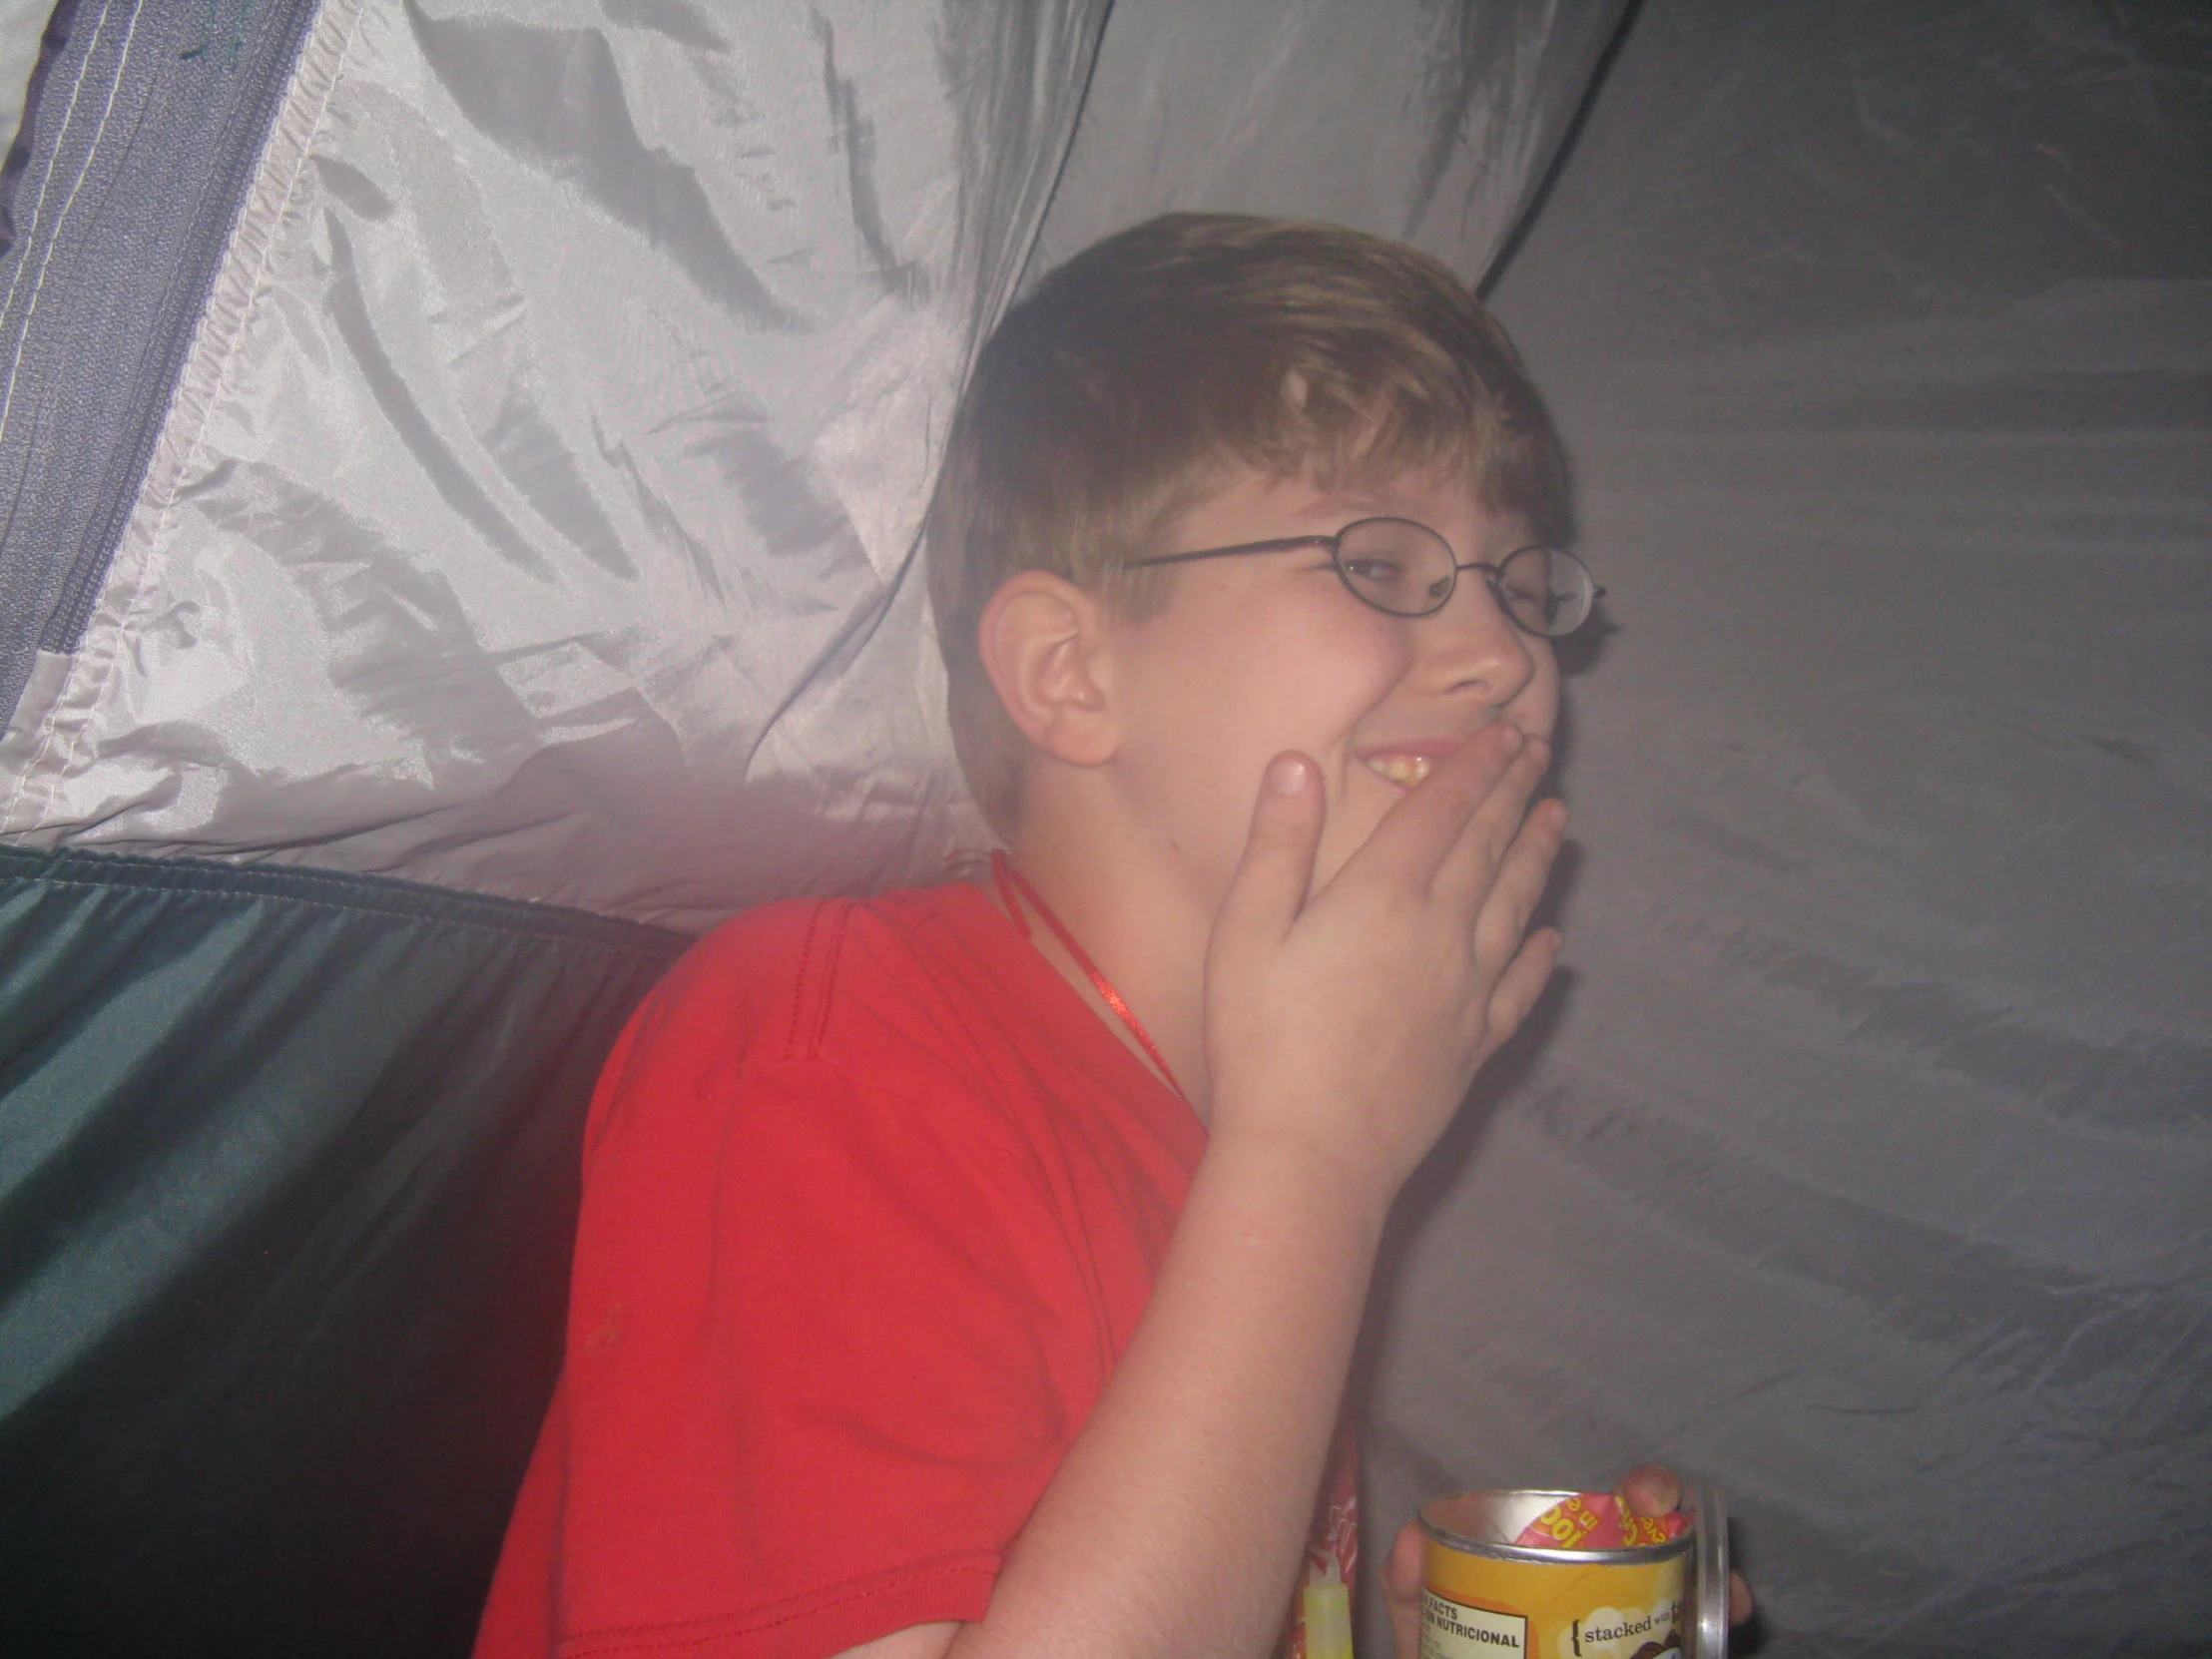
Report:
1421,1537,1685,1659
1420,1588,1527,1656
1554,1598,1682,1658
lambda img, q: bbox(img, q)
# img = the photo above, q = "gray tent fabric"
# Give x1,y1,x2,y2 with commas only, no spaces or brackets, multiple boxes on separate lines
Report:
0,2,2205,1656
1022,0,1629,281
1361,4,2211,1655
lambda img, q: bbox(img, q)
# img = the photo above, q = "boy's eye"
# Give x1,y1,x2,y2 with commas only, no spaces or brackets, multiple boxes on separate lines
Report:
1496,547,1567,629
1333,519,1459,613
1341,554,1447,611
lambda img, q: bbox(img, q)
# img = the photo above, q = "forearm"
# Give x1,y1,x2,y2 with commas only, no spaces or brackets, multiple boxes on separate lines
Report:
948,1132,1389,1659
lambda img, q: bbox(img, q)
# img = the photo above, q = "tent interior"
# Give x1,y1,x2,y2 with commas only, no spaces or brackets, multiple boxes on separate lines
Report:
0,2,2205,1654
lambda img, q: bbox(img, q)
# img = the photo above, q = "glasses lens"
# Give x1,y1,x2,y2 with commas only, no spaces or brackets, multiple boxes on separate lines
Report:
1497,545,1597,637
1335,520,1457,615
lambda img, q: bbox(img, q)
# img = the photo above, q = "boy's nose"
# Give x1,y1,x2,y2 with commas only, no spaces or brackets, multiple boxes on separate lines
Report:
1420,575,1538,705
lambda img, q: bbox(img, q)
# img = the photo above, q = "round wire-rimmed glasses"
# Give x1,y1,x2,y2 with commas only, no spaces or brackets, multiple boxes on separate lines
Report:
1126,515,1605,638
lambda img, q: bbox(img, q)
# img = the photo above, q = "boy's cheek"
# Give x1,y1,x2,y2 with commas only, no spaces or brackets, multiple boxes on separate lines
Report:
1508,646,1563,741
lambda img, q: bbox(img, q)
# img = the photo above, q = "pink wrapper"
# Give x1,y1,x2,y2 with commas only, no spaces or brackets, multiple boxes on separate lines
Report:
1511,1490,1692,1552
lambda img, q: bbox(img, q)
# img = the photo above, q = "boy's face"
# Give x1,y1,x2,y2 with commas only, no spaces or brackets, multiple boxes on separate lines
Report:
1099,467,1561,901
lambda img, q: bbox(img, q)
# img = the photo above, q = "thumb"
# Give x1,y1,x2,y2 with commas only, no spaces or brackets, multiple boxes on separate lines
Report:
1385,1521,1425,1659
1385,1519,1423,1603
1213,752,1323,958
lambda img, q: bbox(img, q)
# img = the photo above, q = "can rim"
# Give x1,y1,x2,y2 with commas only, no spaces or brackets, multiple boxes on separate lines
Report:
1685,1479,1731,1659
1417,1489,1696,1568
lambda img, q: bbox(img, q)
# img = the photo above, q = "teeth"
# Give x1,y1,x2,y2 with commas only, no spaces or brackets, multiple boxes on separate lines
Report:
1366,754,1433,786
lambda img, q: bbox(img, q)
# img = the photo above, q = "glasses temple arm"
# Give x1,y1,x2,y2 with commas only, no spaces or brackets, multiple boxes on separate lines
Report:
1129,536,1336,570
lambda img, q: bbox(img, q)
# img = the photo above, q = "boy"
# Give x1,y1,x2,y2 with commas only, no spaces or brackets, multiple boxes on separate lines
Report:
476,214,1696,1659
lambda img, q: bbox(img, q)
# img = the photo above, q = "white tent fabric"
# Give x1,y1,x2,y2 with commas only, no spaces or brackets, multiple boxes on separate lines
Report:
0,0,1618,929
0,0,1095,921
0,1,39,140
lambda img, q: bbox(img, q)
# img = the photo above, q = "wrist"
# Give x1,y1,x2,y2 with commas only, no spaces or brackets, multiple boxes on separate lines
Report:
1196,1105,1398,1245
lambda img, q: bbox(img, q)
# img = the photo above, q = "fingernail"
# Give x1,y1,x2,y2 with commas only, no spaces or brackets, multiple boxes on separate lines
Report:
1526,736,1551,766
1264,753,1308,795
1497,725,1524,755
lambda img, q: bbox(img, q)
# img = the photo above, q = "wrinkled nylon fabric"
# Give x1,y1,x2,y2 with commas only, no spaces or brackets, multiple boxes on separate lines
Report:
0,0,1106,923
0,0,42,153
1023,0,1624,280
0,0,322,724
0,843,685,1657
1361,5,2212,1655
0,0,1621,931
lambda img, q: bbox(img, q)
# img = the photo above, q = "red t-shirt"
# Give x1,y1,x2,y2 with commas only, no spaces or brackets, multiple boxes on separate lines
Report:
474,881,1210,1658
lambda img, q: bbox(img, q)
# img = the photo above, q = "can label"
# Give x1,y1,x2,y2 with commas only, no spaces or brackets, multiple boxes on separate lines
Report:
1420,1589,1528,1655
1420,1491,1691,1659
1423,1586,1682,1659
1561,1599,1683,1657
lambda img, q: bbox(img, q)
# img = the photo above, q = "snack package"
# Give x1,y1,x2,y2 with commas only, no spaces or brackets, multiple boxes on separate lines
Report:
1513,1490,1693,1553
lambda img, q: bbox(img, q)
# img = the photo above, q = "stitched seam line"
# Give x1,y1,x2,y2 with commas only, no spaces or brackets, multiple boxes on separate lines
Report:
0,850,688,956
0,0,137,447
0,872,678,955
784,901,849,1062
11,0,365,829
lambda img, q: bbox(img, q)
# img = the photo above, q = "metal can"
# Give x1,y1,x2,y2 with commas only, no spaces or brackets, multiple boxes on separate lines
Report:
1417,1486,1729,1659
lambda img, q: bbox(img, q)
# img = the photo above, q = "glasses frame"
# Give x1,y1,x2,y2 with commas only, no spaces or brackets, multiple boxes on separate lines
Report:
1124,515,1605,637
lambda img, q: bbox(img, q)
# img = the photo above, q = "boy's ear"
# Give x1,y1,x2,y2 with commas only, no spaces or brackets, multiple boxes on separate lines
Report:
976,571,1119,768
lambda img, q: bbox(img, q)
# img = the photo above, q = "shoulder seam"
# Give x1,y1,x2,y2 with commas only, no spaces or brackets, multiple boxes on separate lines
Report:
784,899,849,1062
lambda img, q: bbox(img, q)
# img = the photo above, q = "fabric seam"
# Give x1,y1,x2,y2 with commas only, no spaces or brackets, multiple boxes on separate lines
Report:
0,871,680,954
6,0,367,830
0,1,134,450
784,900,850,1062
0,848,688,956
0,6,95,354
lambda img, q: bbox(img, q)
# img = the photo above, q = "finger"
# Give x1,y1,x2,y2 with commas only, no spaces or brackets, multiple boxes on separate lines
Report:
1618,1464,1680,1518
1431,733,1553,906
1731,1571,1755,1623
1344,722,1524,892
1466,797,1566,967
1477,928,1561,1059
1385,1521,1425,1659
1211,752,1324,961
1384,1520,1423,1604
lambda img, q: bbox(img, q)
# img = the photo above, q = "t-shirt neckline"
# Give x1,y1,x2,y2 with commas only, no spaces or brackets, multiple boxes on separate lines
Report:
934,876,1206,1141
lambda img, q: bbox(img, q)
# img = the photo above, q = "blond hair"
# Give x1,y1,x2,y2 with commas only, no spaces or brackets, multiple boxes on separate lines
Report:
926,213,1571,834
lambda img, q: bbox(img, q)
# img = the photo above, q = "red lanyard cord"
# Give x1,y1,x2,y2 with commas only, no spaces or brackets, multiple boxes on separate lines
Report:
990,850,1189,1104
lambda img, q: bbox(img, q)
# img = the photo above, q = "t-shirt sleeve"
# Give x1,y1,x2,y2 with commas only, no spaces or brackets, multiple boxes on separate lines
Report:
548,1027,1101,1659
